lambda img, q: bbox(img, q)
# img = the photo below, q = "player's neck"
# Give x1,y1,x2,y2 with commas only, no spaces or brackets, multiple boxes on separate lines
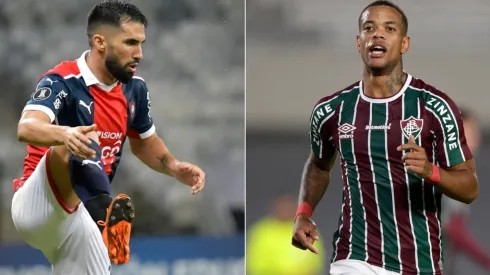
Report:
86,51,117,86
362,64,407,99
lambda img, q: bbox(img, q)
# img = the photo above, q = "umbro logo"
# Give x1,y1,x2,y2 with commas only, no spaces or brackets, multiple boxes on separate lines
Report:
338,123,356,139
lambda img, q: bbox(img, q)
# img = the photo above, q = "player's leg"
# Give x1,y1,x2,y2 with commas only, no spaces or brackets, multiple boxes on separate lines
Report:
67,131,135,264
10,147,110,275
11,150,74,253
51,205,111,275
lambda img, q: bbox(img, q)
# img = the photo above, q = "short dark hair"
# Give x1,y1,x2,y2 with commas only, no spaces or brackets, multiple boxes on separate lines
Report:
358,0,408,35
87,0,148,47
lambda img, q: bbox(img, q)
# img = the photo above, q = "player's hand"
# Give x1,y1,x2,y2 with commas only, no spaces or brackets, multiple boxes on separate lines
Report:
173,162,205,195
292,214,320,254
397,135,433,179
63,124,97,159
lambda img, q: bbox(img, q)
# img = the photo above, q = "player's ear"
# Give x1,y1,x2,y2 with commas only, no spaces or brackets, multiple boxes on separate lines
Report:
92,34,107,52
356,34,361,52
401,36,410,54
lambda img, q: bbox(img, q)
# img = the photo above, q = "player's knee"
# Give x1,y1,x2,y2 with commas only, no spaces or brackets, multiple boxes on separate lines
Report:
69,138,102,163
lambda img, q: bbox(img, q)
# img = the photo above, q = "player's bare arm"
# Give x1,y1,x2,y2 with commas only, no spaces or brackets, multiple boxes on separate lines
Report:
399,135,478,204
18,110,96,159
129,133,205,194
299,149,337,210
432,160,477,204
292,145,337,254
128,133,178,176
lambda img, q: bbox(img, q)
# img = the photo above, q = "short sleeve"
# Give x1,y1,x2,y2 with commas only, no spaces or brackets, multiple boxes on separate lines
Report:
309,97,338,158
431,95,472,168
127,77,155,139
22,74,70,123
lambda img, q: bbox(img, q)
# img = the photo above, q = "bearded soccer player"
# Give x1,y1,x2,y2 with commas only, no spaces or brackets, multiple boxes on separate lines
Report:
291,1,478,275
11,1,205,274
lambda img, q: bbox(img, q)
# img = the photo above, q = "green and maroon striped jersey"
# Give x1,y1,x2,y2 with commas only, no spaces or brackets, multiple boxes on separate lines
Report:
309,74,472,275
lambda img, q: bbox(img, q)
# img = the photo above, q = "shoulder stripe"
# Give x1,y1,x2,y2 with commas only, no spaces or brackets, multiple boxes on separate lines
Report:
310,86,359,125
410,86,466,165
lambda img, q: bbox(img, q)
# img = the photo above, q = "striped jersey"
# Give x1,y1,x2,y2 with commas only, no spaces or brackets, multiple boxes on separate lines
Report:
309,74,472,274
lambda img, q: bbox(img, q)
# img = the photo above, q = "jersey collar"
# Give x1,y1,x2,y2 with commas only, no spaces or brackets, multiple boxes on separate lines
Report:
359,73,412,104
77,50,118,92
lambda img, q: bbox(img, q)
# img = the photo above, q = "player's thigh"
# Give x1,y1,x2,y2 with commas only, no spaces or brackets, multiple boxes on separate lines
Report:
330,259,382,275
11,153,73,251
52,205,110,275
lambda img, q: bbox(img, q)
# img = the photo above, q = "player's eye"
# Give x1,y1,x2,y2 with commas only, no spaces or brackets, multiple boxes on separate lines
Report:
364,26,374,31
386,27,396,32
125,39,139,46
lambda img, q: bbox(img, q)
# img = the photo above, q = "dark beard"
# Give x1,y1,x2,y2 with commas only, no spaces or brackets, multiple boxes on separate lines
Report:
105,54,134,84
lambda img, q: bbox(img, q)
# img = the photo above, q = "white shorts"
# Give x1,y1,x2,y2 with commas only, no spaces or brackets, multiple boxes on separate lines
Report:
331,259,401,275
11,151,111,275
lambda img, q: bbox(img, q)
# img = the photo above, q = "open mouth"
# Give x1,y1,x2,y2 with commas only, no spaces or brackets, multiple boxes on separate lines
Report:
369,45,387,58
128,63,138,72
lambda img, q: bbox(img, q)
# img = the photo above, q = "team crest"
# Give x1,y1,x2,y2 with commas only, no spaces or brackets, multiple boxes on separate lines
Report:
129,101,136,121
400,116,424,139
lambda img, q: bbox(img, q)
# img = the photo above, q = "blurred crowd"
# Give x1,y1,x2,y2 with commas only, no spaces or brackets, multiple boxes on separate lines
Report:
0,0,244,242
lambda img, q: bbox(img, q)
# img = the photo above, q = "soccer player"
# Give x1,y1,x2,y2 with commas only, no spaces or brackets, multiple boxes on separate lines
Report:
442,108,490,274
10,1,205,274
291,1,478,274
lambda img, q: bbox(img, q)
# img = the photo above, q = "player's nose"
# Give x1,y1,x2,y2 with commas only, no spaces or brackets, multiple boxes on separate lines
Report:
372,29,385,40
133,49,143,60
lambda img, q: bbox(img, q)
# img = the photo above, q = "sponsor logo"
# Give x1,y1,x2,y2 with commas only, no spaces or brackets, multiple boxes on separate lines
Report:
53,90,67,110
338,123,356,139
427,96,459,151
365,123,391,130
81,159,102,170
101,140,122,165
310,103,334,146
97,131,123,140
79,100,93,114
147,91,152,118
400,116,423,139
45,77,58,85
129,101,136,121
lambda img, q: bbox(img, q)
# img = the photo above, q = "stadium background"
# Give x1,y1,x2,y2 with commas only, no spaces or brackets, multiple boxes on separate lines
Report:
246,0,490,274
0,0,244,274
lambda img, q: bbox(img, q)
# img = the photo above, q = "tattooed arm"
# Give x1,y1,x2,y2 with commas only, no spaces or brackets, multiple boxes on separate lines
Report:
128,133,179,177
299,147,337,210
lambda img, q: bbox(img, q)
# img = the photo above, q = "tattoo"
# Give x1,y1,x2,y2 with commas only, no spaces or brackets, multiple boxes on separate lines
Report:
363,59,407,97
157,154,169,167
156,154,174,176
385,61,406,95
299,156,333,209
